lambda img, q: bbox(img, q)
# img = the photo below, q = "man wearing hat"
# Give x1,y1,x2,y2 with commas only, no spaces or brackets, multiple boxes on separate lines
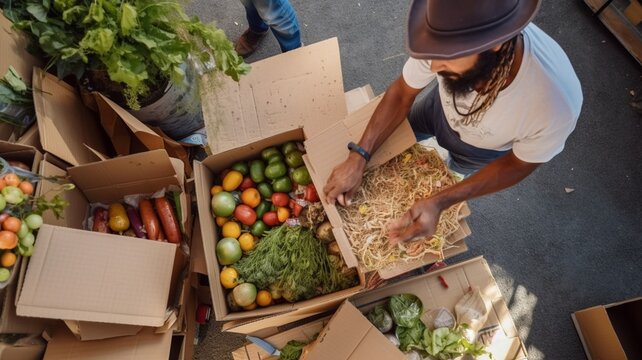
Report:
324,0,583,244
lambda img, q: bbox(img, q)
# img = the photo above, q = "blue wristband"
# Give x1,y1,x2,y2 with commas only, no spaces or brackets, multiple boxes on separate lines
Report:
347,141,371,162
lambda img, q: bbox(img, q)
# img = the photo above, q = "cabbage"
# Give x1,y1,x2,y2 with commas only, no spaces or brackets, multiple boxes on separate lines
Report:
367,305,393,332
389,294,423,327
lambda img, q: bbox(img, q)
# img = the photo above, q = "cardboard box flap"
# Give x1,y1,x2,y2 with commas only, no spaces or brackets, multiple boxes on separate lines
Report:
0,12,42,83
572,304,631,360
63,320,143,341
201,38,347,154
304,95,415,193
67,149,180,203
32,68,110,166
44,325,173,360
306,301,404,360
94,93,192,176
17,224,176,327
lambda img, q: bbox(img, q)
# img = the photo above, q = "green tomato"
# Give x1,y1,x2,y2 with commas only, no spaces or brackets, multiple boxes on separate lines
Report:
261,147,281,161
281,141,298,155
22,245,34,257
250,220,269,237
0,268,10,282
285,150,304,168
291,166,312,185
254,201,271,219
1,186,24,205
256,182,273,198
267,154,283,164
249,160,266,183
264,161,287,180
24,213,43,230
0,194,5,211
17,222,29,238
272,176,293,193
231,162,249,175
20,232,35,247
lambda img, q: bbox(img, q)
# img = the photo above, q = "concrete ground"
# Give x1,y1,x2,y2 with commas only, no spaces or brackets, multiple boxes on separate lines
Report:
188,0,642,359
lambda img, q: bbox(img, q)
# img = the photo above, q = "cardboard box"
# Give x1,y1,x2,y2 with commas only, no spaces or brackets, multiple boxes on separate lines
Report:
196,38,365,330
234,256,527,360
17,150,189,334
572,297,642,360
31,68,192,175
304,95,470,279
0,340,46,360
0,272,54,335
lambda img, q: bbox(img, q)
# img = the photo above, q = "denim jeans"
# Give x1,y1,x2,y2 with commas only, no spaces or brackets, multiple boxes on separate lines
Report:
408,85,509,176
240,0,302,52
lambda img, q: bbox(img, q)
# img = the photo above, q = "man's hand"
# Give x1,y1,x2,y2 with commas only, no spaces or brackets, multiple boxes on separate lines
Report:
324,152,366,206
387,197,442,245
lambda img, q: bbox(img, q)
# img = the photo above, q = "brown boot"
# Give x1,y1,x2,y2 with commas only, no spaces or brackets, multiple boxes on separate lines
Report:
235,28,268,58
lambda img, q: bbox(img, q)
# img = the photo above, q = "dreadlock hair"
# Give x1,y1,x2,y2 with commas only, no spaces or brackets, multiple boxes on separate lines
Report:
453,35,519,127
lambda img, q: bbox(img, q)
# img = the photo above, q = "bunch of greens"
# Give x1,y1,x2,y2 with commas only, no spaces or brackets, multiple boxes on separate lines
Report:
2,0,249,109
0,66,34,129
278,340,307,360
367,294,491,359
234,224,358,303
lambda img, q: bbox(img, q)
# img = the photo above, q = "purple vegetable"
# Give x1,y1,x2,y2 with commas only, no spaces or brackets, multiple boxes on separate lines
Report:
126,205,147,239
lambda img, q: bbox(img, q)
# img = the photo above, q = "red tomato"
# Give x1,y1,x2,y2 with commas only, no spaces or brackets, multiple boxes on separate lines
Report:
303,184,320,202
271,192,290,207
234,204,257,226
262,211,279,226
239,176,256,191
289,199,303,217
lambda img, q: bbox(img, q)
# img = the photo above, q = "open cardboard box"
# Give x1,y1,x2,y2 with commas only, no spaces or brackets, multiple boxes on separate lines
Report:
572,297,642,359
304,95,471,279
31,68,192,175
0,336,46,360
195,37,362,330
16,150,191,340
233,256,527,360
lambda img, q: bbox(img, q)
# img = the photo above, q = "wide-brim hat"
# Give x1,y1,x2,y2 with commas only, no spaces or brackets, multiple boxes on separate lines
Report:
407,0,541,59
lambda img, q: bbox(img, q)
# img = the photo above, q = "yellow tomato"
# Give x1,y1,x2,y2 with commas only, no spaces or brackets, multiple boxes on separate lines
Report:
220,267,239,289
215,216,229,226
210,185,224,196
277,207,290,222
243,302,257,311
0,252,16,267
222,221,241,238
222,171,243,191
238,233,257,252
256,290,272,307
241,188,261,208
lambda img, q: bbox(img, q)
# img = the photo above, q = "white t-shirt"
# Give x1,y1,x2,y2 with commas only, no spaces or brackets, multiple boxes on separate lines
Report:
402,24,583,163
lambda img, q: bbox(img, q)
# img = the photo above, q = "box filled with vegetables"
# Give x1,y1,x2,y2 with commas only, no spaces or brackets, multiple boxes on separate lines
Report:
233,257,527,360
195,129,364,323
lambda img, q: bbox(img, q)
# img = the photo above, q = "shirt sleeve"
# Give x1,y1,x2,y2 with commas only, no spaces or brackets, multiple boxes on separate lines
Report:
512,109,578,163
402,57,436,89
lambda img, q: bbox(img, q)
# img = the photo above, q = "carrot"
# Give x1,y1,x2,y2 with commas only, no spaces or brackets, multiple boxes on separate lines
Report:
139,199,160,240
154,197,181,244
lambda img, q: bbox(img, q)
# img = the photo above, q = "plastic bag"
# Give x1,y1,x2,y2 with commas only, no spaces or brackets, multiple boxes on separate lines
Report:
421,307,456,330
455,287,491,342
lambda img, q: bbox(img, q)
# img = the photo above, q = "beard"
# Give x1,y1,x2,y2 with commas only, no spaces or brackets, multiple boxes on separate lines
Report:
439,50,502,97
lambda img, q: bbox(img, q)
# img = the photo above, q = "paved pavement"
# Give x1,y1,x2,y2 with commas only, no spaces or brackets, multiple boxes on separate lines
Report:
188,1,642,359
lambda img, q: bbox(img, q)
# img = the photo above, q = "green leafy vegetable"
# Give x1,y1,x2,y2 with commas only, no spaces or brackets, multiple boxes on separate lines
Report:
366,305,393,333
389,294,423,328
422,325,492,359
2,0,250,109
396,320,425,352
278,340,307,360
234,225,358,302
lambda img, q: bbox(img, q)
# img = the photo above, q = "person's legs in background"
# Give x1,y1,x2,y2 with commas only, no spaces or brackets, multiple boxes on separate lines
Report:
236,0,301,57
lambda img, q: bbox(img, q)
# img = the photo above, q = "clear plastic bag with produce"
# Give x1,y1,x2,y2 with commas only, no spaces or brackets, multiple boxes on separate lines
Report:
455,287,492,342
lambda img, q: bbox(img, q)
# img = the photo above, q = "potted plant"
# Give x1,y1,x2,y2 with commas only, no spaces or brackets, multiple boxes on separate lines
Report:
2,0,249,139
